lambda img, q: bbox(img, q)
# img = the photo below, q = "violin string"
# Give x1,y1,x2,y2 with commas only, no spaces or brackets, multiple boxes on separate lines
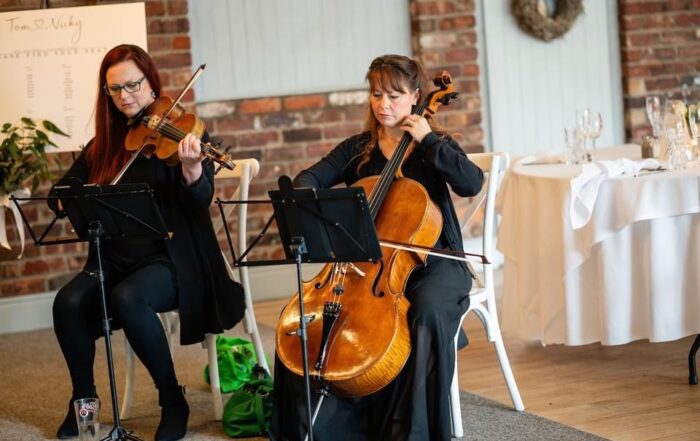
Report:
157,121,218,157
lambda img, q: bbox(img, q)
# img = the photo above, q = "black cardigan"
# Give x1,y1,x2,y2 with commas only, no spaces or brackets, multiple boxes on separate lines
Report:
294,131,484,255
50,145,245,345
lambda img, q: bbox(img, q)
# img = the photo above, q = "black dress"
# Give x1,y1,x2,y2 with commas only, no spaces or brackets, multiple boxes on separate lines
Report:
270,132,484,441
52,143,245,345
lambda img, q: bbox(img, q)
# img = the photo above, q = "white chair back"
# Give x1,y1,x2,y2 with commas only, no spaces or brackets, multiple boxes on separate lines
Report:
458,152,509,304
120,158,264,422
212,159,267,373
449,152,523,438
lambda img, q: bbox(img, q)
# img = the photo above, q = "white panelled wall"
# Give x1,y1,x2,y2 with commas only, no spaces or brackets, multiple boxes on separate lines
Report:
189,0,411,102
479,0,624,155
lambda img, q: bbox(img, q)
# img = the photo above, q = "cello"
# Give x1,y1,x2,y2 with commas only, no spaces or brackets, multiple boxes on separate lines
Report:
275,72,459,397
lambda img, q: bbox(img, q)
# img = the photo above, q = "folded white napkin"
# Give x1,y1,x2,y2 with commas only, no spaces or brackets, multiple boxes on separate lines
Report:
569,158,663,229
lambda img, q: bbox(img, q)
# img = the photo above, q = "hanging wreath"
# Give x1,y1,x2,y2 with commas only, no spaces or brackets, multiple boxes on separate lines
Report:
511,0,583,42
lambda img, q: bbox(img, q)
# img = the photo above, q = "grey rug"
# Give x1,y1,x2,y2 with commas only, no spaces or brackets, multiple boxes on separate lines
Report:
0,326,607,440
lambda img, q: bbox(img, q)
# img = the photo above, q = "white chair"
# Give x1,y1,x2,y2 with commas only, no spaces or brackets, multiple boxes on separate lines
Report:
449,152,524,439
120,158,268,421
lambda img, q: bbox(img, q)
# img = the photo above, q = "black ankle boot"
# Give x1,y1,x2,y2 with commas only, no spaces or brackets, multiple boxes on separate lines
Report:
155,385,189,441
57,390,98,439
56,398,78,439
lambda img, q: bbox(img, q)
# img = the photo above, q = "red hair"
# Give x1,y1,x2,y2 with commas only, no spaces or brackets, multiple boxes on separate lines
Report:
87,44,161,184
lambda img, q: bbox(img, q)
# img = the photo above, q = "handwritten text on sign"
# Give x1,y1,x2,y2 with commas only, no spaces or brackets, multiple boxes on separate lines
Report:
0,3,147,152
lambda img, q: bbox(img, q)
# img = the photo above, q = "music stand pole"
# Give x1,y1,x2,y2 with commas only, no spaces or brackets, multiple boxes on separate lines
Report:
89,221,142,441
289,236,314,441
48,180,171,441
14,182,169,440
220,176,382,440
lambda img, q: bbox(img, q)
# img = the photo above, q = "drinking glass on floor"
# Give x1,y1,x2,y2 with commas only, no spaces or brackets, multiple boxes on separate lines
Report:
74,398,100,441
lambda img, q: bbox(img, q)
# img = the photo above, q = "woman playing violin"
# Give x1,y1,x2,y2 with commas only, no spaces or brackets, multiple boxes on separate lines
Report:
50,44,245,441
270,54,484,441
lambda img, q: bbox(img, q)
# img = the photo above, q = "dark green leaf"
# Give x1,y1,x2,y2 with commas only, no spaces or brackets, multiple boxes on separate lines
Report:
42,120,69,137
35,129,49,143
21,117,36,129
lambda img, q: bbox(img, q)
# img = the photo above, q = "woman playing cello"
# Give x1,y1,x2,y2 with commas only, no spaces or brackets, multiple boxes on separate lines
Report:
270,54,484,440
49,44,244,441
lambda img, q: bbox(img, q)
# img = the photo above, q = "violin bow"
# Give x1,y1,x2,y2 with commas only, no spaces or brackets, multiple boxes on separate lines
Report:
111,64,207,185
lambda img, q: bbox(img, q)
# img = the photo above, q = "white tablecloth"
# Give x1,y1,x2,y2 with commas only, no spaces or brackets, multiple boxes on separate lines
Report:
497,144,700,345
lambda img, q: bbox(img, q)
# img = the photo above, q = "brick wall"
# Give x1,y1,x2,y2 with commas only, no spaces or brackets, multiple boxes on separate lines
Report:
618,0,700,141
10,0,697,299
198,0,484,258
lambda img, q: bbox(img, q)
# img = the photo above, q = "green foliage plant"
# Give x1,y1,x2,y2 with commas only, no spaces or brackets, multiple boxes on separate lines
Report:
0,118,68,195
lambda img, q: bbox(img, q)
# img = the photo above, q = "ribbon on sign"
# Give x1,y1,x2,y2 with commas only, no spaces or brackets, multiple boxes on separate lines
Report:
0,187,30,258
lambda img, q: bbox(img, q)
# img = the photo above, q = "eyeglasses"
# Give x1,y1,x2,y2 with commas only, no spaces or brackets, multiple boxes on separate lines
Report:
103,76,147,96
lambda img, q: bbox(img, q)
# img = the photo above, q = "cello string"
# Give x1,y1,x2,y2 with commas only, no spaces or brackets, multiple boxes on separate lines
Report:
367,101,427,217
332,263,342,304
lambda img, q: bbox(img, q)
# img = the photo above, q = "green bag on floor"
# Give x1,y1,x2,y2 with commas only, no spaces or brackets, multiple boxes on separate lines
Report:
222,365,274,438
204,335,258,394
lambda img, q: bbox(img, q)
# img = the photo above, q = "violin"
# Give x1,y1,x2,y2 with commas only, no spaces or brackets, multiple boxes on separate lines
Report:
125,96,235,170
111,64,234,185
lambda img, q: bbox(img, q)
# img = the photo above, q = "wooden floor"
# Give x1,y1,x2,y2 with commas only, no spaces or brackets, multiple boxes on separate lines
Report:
253,298,700,441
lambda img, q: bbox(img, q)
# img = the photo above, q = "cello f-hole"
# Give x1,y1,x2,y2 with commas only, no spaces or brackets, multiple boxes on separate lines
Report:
372,260,384,297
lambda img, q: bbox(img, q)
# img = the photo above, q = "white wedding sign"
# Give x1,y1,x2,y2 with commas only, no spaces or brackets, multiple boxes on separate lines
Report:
0,3,147,151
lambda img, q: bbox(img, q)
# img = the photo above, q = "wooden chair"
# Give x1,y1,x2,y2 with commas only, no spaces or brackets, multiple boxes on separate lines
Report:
449,152,524,439
120,158,267,421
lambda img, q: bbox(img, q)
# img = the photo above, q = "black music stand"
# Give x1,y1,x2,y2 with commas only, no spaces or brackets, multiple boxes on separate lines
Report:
267,176,382,440
50,178,169,441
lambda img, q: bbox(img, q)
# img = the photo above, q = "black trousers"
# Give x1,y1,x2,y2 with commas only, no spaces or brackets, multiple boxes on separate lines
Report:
52,260,179,398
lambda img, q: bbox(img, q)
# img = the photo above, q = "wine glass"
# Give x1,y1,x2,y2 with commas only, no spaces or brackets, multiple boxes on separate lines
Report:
664,111,686,170
688,104,700,164
576,109,591,137
576,109,591,161
646,96,662,138
588,112,603,160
